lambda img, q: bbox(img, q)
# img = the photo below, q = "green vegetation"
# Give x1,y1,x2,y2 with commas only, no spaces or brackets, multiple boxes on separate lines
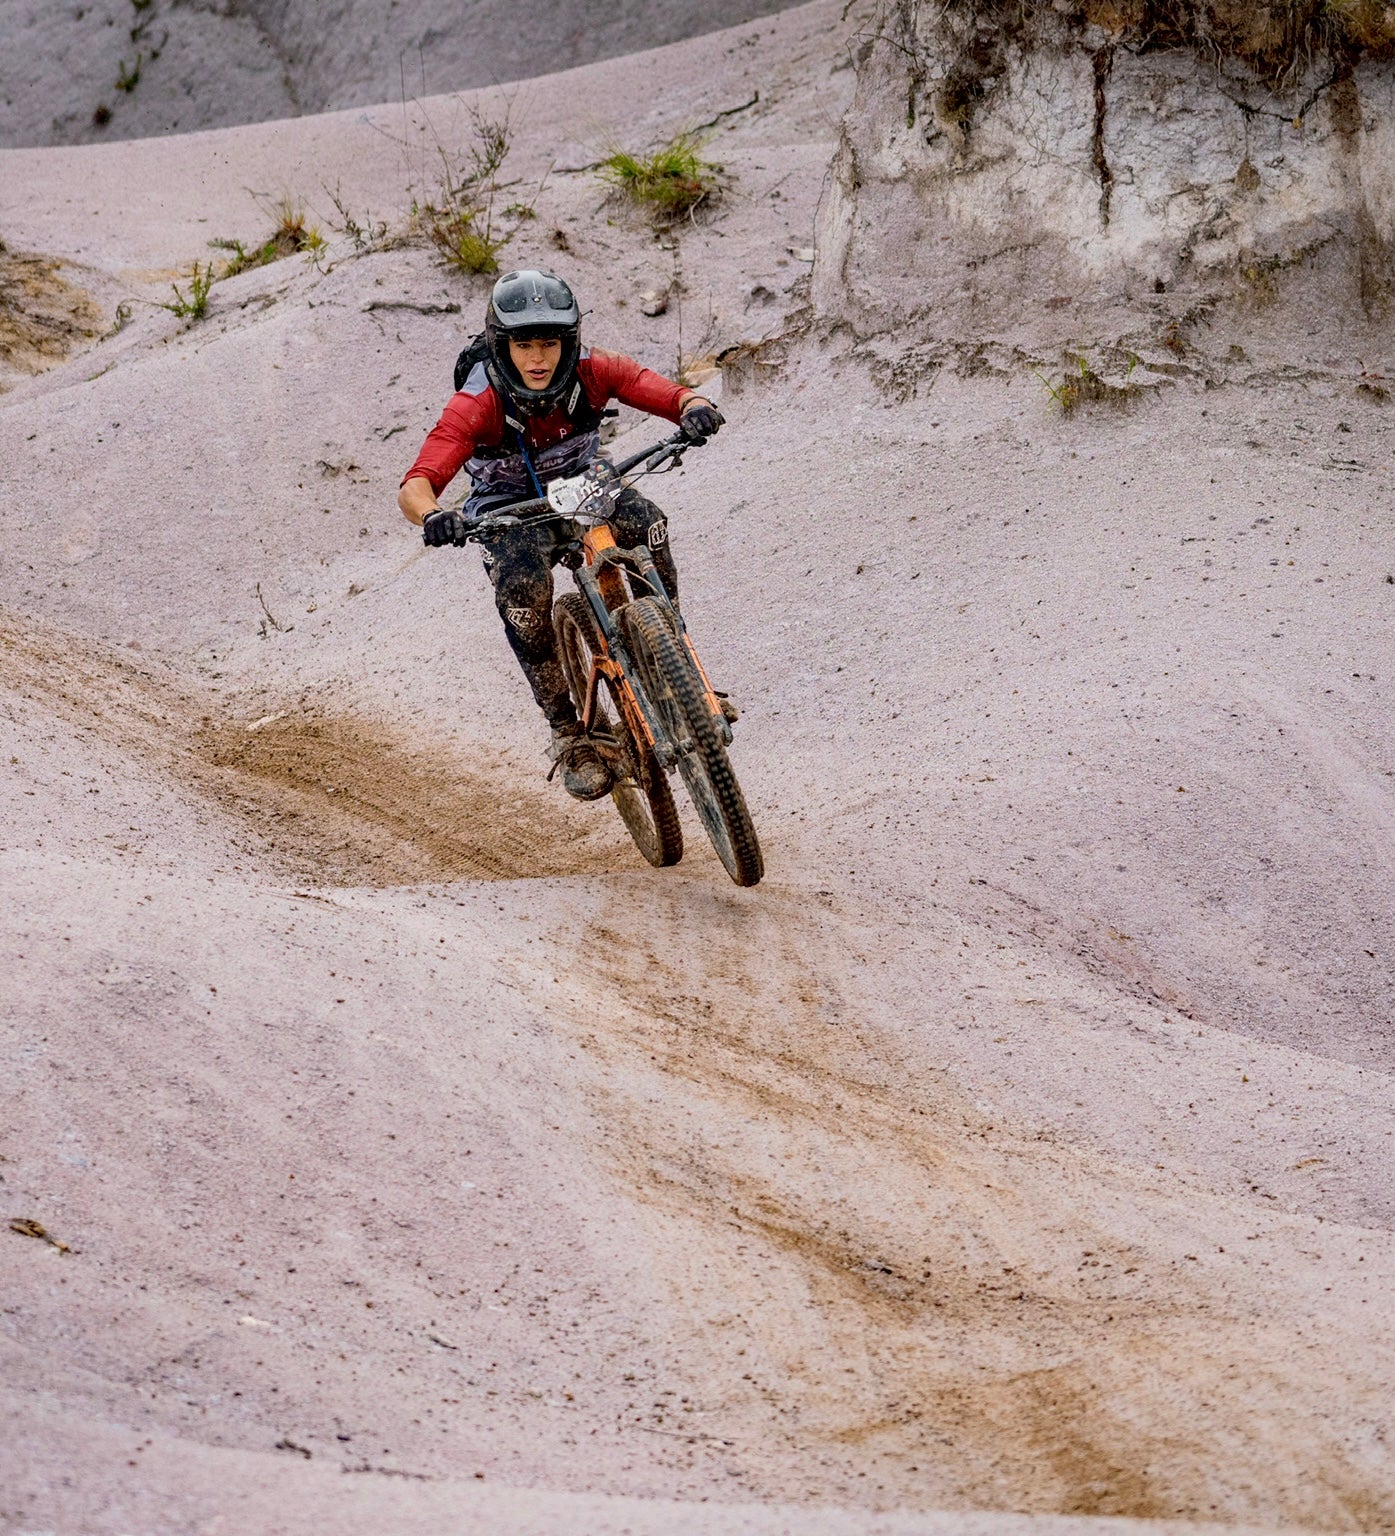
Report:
324,183,390,254
416,108,542,276
160,262,215,321
1039,352,1138,415
597,132,721,220
159,196,328,323
425,211,503,275
213,196,326,277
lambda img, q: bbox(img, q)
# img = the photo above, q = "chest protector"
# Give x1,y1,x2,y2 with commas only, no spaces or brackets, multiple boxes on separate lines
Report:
460,356,605,505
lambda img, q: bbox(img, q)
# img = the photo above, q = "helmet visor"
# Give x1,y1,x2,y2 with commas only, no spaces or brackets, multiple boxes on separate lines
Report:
490,270,578,329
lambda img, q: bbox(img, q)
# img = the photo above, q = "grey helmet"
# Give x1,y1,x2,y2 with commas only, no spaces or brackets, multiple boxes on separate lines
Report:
484,269,581,414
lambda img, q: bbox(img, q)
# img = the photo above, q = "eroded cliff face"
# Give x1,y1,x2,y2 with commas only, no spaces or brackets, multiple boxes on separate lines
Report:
815,2,1395,383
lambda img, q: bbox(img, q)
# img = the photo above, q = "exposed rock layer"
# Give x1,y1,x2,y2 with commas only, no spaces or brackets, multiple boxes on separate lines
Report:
814,2,1395,377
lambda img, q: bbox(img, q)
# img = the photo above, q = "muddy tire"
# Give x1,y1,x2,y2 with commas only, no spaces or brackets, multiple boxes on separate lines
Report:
553,592,682,869
619,597,763,888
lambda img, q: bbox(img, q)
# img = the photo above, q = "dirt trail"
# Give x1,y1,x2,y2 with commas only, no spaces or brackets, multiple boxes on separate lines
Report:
1,609,629,884
505,883,1394,1527
2,2,1393,1529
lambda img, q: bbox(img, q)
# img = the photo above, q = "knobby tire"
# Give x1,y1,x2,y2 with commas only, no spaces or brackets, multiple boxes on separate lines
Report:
620,597,763,888
553,592,683,869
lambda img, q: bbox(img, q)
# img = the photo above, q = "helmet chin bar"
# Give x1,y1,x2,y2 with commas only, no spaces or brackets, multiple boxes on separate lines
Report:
498,334,578,412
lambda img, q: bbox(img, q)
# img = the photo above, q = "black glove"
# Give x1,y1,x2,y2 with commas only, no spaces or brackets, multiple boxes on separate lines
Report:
422,508,470,547
680,398,724,443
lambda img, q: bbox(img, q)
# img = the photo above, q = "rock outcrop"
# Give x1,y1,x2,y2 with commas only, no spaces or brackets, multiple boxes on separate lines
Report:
815,1,1395,380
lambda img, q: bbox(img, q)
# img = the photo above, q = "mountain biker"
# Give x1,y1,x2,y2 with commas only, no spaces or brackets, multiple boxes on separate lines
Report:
398,268,723,801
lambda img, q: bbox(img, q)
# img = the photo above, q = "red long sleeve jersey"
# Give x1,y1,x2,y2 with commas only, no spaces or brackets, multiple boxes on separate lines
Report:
401,347,692,496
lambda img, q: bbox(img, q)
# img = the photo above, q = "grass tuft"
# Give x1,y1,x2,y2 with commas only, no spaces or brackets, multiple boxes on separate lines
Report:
214,196,326,277
425,211,502,275
323,182,390,254
415,106,542,276
597,132,721,220
160,262,215,321
1039,352,1138,415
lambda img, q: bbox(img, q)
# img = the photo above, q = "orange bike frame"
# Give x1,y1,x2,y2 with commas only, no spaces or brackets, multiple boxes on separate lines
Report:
578,522,728,746
580,525,656,750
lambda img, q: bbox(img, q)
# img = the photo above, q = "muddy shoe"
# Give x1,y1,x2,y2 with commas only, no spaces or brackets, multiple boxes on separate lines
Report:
716,692,740,723
548,725,613,801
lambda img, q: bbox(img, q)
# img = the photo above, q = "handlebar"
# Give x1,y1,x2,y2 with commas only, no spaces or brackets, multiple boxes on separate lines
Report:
460,431,691,542
611,429,691,478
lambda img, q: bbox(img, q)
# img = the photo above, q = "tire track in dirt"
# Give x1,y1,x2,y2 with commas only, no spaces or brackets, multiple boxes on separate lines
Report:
508,880,1395,1526
192,709,628,884
0,609,631,884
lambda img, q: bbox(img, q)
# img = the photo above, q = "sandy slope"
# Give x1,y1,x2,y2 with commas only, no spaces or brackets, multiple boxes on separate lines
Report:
2,2,1394,1532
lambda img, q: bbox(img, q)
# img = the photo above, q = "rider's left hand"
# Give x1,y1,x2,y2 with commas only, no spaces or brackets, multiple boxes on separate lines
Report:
680,398,724,443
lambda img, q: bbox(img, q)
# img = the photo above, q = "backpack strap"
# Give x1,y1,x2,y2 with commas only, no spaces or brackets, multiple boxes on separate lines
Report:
563,376,604,435
484,361,546,496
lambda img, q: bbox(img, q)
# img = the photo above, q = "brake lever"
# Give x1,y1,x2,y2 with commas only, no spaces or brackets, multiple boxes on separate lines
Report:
644,441,688,473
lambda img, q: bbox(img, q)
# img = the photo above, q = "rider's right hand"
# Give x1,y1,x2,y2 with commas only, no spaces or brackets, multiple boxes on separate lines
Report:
422,508,469,546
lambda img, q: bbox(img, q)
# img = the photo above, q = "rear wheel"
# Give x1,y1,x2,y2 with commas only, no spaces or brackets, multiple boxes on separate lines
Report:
620,597,763,887
553,592,682,869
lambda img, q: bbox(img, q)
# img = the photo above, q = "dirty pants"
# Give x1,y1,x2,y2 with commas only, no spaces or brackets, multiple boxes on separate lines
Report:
479,486,678,729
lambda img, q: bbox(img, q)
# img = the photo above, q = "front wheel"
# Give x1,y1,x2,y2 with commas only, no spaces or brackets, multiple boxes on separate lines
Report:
620,597,763,887
553,593,683,869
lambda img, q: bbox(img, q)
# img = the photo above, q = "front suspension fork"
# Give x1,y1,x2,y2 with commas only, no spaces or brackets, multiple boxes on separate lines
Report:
576,563,677,768
624,545,733,746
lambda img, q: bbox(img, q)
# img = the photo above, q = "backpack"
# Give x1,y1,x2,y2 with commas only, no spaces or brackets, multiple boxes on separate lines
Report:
453,331,491,392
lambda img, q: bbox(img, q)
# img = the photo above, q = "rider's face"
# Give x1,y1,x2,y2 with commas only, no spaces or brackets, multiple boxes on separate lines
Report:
509,335,563,392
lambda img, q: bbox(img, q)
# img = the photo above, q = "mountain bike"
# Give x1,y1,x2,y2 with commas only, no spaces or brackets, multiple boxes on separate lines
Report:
460,432,763,887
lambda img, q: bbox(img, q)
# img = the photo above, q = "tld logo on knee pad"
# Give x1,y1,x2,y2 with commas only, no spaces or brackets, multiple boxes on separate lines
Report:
647,522,669,548
505,606,547,638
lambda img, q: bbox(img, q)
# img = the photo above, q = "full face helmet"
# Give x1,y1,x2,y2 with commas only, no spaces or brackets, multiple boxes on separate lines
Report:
484,269,581,413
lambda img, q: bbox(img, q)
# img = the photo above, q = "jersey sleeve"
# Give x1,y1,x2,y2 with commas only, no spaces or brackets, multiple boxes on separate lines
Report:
400,388,500,495
583,348,694,423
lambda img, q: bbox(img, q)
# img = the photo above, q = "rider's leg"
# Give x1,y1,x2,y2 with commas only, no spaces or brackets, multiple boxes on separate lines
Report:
482,527,612,800
483,526,573,725
611,486,679,604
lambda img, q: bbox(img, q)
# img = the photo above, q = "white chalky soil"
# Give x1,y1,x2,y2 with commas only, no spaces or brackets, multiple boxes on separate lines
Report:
0,4,1392,1532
